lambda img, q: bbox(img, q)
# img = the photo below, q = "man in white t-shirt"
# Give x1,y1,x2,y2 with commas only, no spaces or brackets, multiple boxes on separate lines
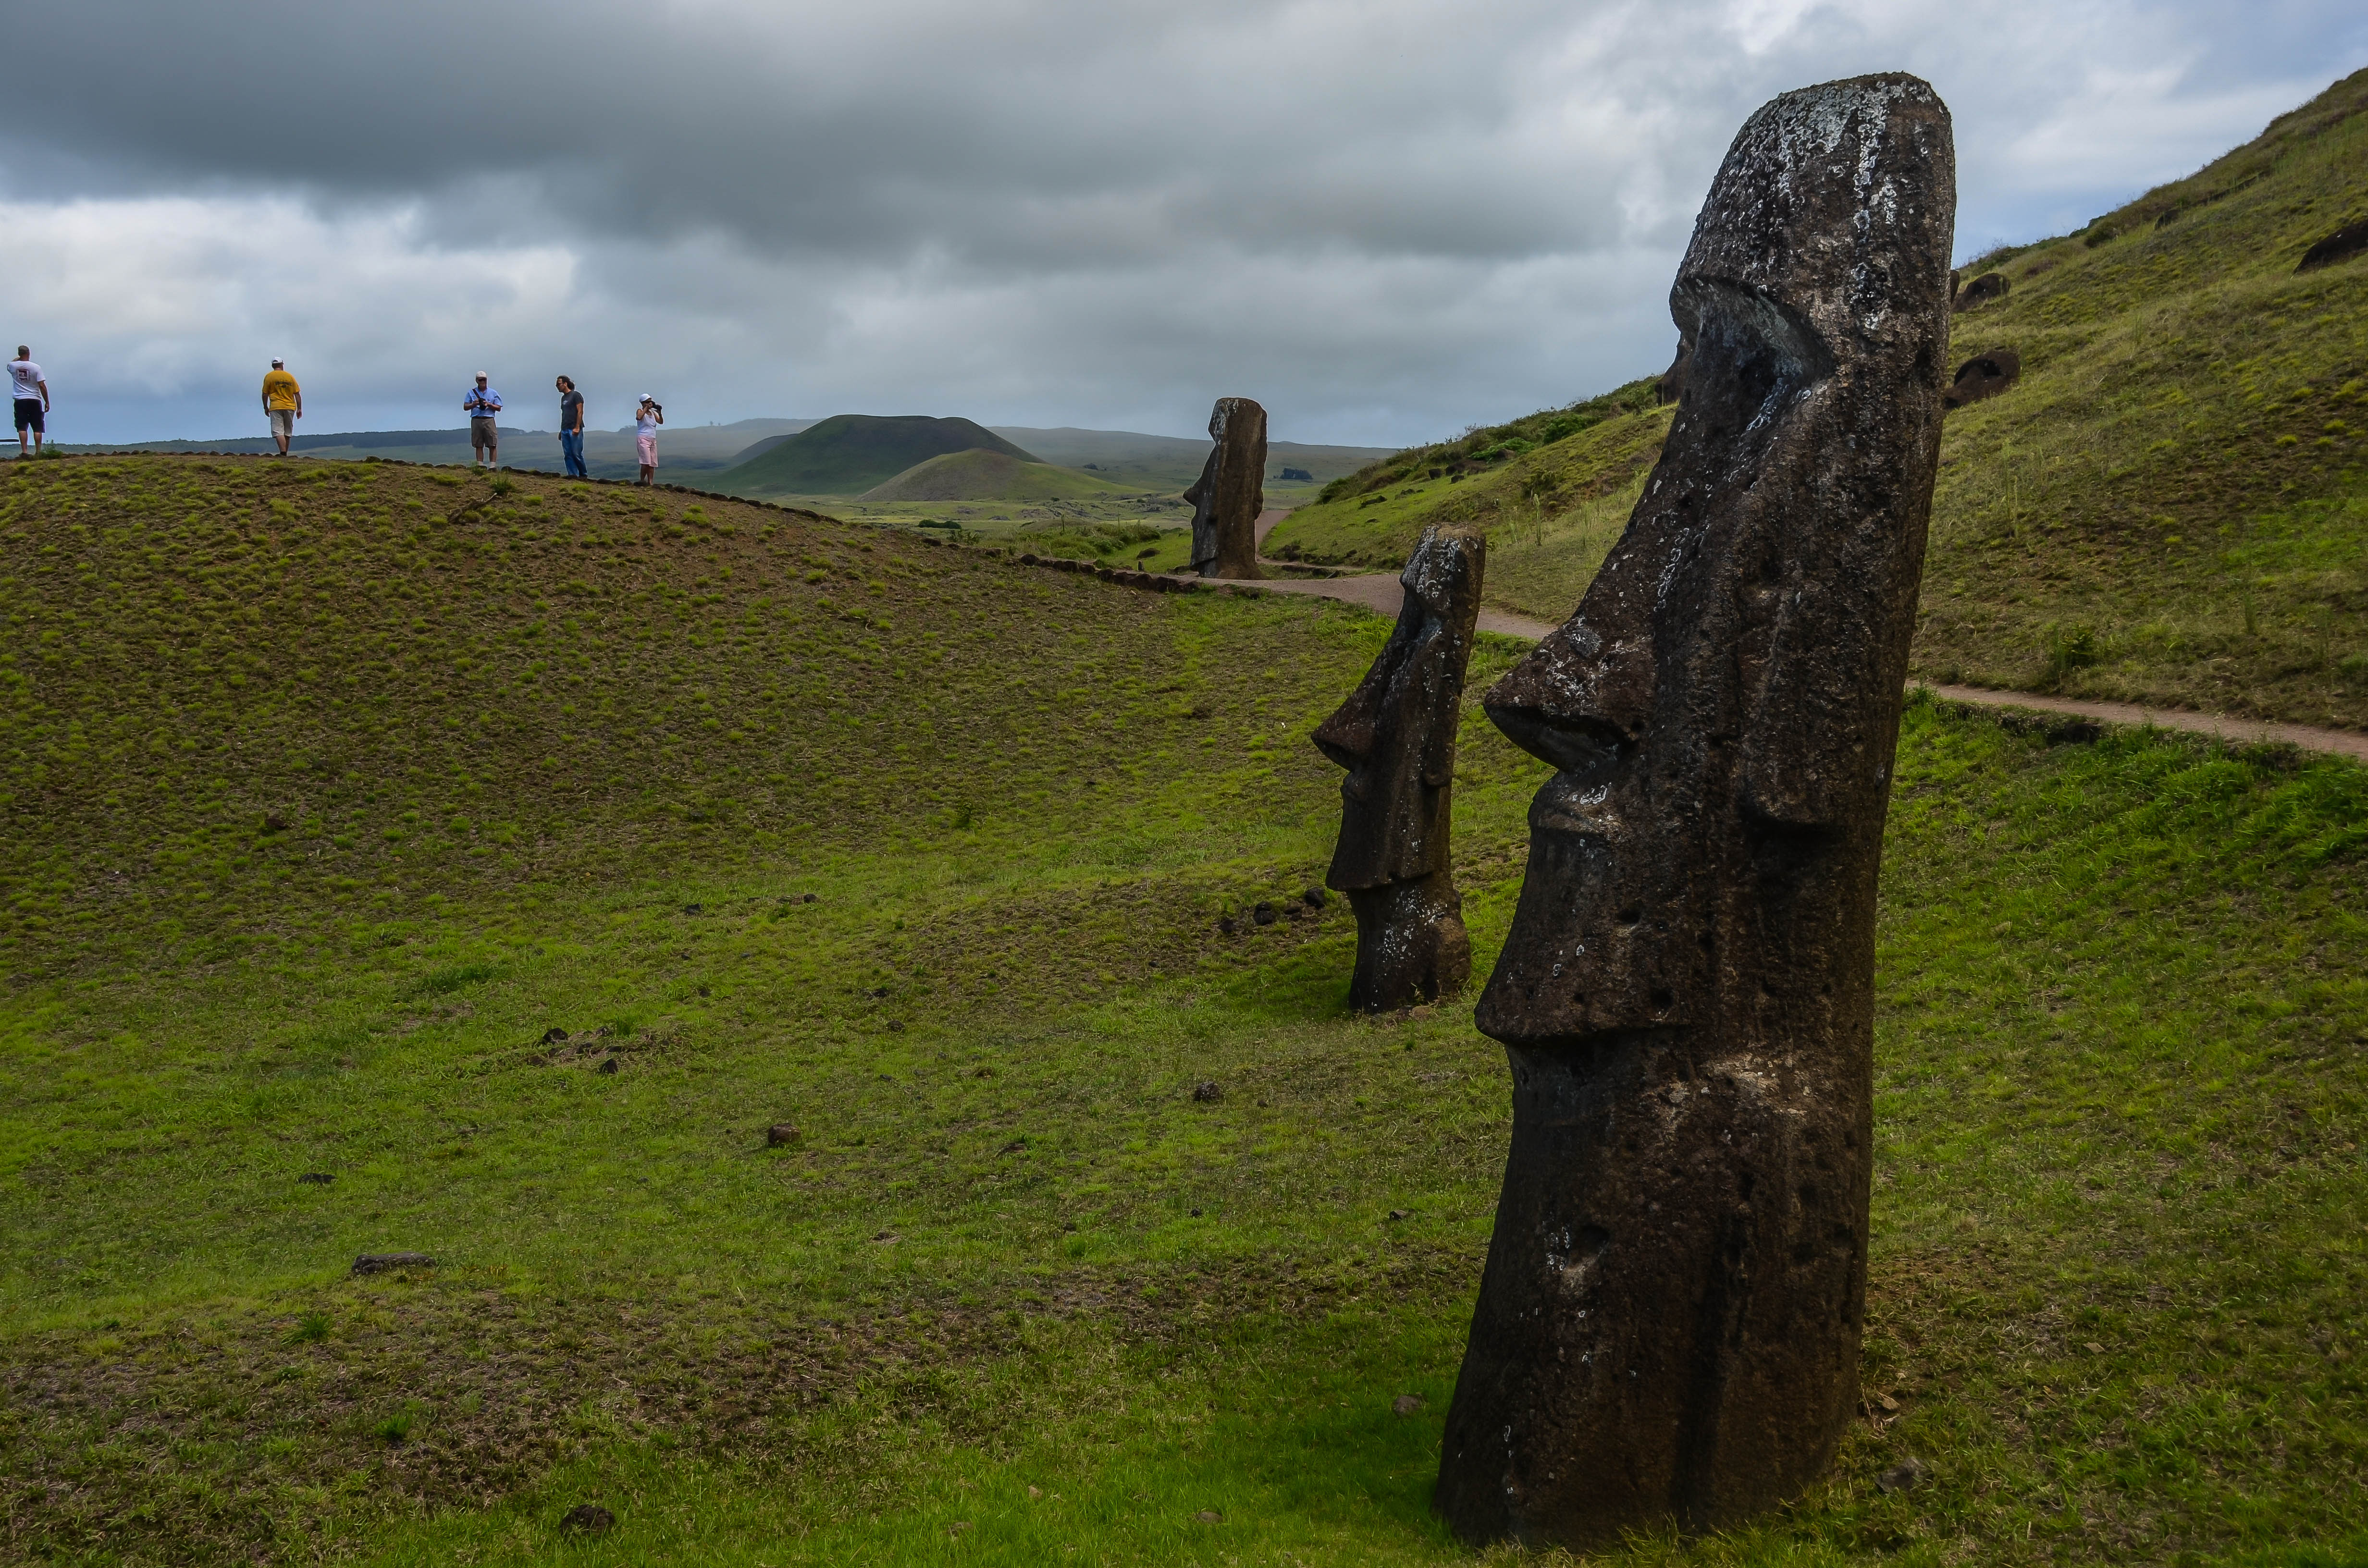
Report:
9,346,48,456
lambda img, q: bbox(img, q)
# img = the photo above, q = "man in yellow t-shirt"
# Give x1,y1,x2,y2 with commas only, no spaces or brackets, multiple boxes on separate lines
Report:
260,357,302,455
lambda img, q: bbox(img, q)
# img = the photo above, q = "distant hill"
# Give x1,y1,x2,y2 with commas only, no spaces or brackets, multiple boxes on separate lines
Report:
1267,64,2368,728
859,448,1148,503
712,415,1039,497
63,418,817,482
991,427,1399,492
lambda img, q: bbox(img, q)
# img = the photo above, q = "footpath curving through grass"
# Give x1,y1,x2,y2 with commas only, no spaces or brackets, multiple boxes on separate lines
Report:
2,454,2366,1564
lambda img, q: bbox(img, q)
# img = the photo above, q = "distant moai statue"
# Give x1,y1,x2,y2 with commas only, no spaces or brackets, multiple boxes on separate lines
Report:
1433,74,1956,1551
1312,524,1484,1011
1184,397,1265,578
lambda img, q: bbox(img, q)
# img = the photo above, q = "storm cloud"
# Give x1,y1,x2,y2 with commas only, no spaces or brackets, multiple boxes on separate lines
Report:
6,0,2363,443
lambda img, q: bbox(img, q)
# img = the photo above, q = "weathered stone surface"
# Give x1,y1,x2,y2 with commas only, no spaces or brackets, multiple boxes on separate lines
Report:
1953,269,2007,309
1657,338,1693,405
1434,74,1955,1550
2296,217,2368,273
1942,345,2020,410
1183,398,1266,578
1313,524,1484,1012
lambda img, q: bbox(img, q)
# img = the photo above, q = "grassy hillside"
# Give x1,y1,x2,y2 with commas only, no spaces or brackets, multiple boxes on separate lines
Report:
74,419,816,484
859,448,1149,503
1270,66,2368,729
712,415,1039,498
5,453,2368,1565
994,428,1401,500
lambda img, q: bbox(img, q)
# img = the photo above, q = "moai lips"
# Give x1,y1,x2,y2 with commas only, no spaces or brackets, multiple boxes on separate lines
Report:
1184,397,1265,579
1433,74,1956,1550
1313,524,1484,1011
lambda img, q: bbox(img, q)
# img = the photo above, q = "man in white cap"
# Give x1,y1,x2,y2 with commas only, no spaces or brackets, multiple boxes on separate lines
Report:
260,357,302,456
464,372,503,468
634,393,663,485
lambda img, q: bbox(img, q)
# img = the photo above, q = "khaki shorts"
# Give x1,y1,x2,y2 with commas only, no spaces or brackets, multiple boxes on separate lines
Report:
471,416,499,450
268,409,296,437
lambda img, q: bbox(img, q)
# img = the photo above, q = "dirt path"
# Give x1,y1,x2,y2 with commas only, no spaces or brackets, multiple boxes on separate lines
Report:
1227,567,2368,763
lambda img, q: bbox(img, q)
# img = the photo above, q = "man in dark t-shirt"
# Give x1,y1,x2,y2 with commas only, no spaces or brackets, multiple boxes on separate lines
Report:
555,376,588,478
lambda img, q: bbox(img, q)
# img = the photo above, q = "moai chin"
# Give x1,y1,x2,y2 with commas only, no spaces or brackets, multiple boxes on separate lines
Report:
1433,74,1955,1550
1184,397,1265,578
1312,525,1484,1012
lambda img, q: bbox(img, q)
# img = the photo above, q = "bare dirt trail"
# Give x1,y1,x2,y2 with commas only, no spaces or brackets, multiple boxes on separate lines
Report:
1226,540,2368,762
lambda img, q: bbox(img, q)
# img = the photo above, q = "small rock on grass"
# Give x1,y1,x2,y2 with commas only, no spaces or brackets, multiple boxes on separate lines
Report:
1191,1081,1223,1102
559,1503,616,1535
1302,887,1328,908
596,1056,619,1075
1252,902,1278,926
298,1172,334,1185
541,1026,570,1044
766,1123,800,1147
1194,1510,1224,1523
350,1252,437,1276
1393,1394,1427,1416
1875,1458,1926,1494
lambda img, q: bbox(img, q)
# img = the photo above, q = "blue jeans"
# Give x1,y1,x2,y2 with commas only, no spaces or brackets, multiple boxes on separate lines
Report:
559,429,587,478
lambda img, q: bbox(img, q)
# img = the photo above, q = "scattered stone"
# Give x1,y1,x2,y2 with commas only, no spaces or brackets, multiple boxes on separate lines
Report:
1408,1004,1434,1020
1252,901,1277,926
1876,1392,1901,1412
1191,1081,1223,1102
1020,551,1040,564
1000,1138,1028,1153
1439,74,1955,1552
595,1056,619,1075
1184,398,1266,580
261,810,289,833
298,1172,334,1185
1875,1458,1927,1494
350,1252,437,1276
1941,346,2020,411
540,1026,570,1045
1393,1394,1428,1416
802,893,817,903
1302,887,1328,909
1386,1208,1411,1222
1190,1206,1203,1217
1953,270,2008,310
887,1019,906,1032
1194,1510,1224,1524
682,902,703,914
1217,915,1238,936
559,1503,616,1535
1312,524,1483,1013
2296,217,2368,273
765,1123,800,1147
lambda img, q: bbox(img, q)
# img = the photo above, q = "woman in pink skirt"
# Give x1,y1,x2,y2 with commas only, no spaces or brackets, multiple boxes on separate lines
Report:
635,394,664,484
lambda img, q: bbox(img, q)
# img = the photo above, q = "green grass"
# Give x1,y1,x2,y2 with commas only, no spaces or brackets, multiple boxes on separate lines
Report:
4,454,2368,1564
858,448,1152,503
1266,66,2368,729
710,415,1041,498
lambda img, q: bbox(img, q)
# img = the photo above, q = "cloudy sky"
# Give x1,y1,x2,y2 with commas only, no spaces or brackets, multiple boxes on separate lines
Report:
6,1,2363,447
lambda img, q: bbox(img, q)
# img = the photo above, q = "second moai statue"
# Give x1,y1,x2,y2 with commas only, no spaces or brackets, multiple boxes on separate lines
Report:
1432,74,1956,1549
1312,524,1484,1011
1184,396,1265,578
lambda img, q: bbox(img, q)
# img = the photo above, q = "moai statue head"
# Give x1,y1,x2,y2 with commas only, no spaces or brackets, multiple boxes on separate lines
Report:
1184,396,1266,579
1313,524,1484,1012
1434,74,1954,1549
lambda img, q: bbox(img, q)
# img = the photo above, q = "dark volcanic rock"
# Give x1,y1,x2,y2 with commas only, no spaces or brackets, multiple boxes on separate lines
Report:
1942,346,2021,410
1953,269,2007,310
765,1123,800,1146
1656,338,1693,405
1313,525,1483,1012
1191,1080,1223,1102
1435,74,1955,1551
350,1252,438,1275
2296,217,2368,273
297,1172,334,1185
1252,901,1277,926
1183,398,1265,579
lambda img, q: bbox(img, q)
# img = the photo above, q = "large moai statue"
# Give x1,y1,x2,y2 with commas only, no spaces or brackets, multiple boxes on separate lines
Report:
1312,525,1485,1011
1433,75,1955,1549
1184,397,1265,578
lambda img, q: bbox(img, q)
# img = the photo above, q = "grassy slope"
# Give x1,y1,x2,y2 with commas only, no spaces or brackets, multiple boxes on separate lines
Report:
3,455,2367,1564
859,449,1150,503
1268,67,2368,727
710,416,1039,499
